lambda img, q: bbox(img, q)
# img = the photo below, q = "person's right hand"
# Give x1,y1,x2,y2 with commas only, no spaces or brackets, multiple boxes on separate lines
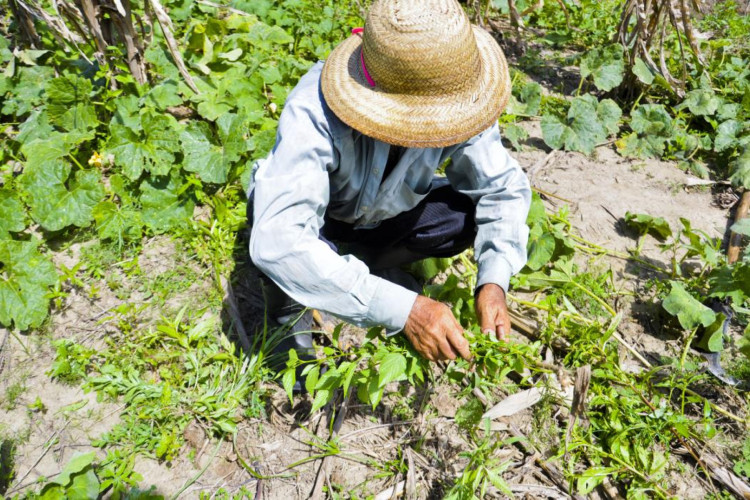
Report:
403,295,471,362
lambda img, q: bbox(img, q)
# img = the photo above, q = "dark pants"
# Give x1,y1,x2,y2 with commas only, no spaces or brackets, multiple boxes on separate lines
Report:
249,185,477,317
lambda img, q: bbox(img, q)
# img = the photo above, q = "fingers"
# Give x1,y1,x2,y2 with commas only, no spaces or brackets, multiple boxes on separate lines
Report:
446,328,471,361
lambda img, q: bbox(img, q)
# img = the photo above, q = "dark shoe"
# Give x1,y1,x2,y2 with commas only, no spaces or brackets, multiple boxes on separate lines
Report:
268,308,317,394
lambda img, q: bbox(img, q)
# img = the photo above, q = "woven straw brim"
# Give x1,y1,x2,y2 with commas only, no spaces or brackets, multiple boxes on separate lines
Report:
321,27,511,148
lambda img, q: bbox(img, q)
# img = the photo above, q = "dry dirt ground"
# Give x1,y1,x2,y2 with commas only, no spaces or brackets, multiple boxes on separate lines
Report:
0,119,741,498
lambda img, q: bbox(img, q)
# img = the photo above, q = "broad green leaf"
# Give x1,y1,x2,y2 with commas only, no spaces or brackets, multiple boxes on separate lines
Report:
580,45,624,92
729,145,750,189
66,468,100,500
92,201,142,243
146,80,183,109
0,239,57,330
708,264,750,303
624,212,672,240
21,132,72,166
632,57,654,85
181,113,250,184
526,231,556,270
577,466,617,494
0,189,25,238
454,397,484,431
617,104,673,159
502,123,528,150
714,120,743,152
378,352,407,388
16,110,53,145
541,95,617,154
53,451,96,486
311,388,332,413
106,114,181,180
20,162,104,232
732,218,750,236
304,364,320,395
281,367,296,403
662,281,716,330
111,94,141,131
140,172,195,233
682,88,721,116
507,81,541,116
597,99,622,135
1,66,54,116
695,313,726,352
46,75,98,133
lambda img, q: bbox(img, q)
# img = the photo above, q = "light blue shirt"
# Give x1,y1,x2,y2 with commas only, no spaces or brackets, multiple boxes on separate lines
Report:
249,62,531,332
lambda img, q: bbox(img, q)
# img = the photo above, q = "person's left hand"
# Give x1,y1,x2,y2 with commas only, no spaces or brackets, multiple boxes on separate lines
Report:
475,283,511,342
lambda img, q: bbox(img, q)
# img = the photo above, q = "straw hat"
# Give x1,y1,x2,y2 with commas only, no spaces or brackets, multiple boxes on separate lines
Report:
321,0,511,148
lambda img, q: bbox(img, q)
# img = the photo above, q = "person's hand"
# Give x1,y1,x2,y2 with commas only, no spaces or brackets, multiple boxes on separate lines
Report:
475,284,511,342
404,296,471,362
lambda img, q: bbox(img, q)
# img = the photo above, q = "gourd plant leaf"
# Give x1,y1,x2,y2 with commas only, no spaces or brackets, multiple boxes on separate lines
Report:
502,123,529,151
106,113,181,181
93,200,143,244
695,313,726,353
624,212,672,241
682,88,721,117
45,75,98,134
580,45,624,92
181,113,252,184
0,239,58,331
19,161,105,232
507,81,542,116
140,172,195,233
632,57,655,85
16,110,54,145
0,189,25,239
714,120,743,153
729,145,750,189
662,281,716,330
616,104,674,159
541,95,620,154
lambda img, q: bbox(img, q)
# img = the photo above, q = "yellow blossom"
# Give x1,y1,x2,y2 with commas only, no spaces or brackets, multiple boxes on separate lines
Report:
88,151,103,168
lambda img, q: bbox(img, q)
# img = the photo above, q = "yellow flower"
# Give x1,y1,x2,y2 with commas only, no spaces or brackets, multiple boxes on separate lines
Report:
88,151,103,168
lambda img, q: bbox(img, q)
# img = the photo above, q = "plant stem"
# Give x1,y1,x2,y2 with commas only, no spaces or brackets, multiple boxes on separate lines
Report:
679,327,698,370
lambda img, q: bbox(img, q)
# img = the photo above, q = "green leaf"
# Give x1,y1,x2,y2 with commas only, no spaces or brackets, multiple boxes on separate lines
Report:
695,313,726,352
16,110,53,145
111,94,142,131
729,145,750,189
311,388,332,413
624,212,672,241
597,99,622,135
542,96,606,154
20,162,104,232
580,45,624,92
46,75,97,134
454,397,484,431
67,469,100,500
378,352,407,388
181,113,250,184
714,120,743,153
682,88,721,116
732,218,750,236
0,189,25,238
632,57,655,85
507,81,542,116
662,281,716,330
526,229,555,271
617,104,673,159
0,239,57,330
281,367,296,404
93,201,142,243
502,123,528,151
145,80,183,109
577,467,616,494
53,451,96,486
139,172,195,233
106,114,181,180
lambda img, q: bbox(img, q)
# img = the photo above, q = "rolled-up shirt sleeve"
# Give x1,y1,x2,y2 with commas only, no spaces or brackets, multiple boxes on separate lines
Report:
249,86,417,331
445,123,531,293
